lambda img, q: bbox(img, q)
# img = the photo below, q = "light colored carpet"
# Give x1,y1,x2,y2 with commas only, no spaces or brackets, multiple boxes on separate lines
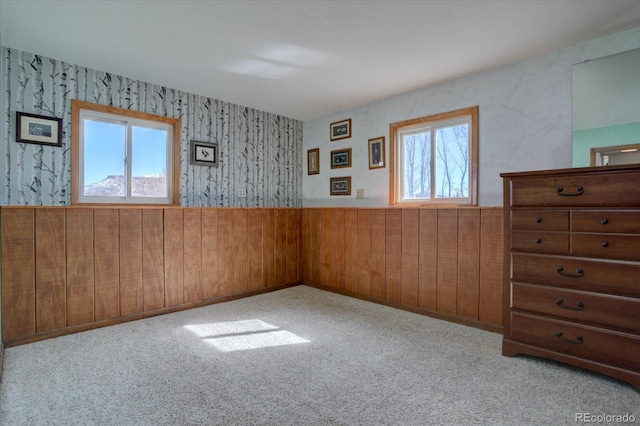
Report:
0,285,637,425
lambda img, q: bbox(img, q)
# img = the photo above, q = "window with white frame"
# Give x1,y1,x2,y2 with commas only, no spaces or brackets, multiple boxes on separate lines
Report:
71,100,180,205
389,106,478,205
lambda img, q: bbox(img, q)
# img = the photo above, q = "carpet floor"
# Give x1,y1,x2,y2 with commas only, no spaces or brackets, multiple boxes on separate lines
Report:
0,285,637,425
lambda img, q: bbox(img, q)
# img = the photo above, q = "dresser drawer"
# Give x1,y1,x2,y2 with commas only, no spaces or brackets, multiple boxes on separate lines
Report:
572,211,640,234
572,234,640,261
511,253,640,298
511,210,568,231
510,312,640,371
511,231,569,254
512,283,640,333
510,171,640,207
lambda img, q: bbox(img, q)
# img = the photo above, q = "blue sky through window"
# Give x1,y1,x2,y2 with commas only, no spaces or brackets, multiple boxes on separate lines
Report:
84,120,167,185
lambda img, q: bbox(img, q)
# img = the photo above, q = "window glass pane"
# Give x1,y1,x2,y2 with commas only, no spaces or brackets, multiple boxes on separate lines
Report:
435,123,469,199
83,119,125,197
403,131,431,199
131,126,168,198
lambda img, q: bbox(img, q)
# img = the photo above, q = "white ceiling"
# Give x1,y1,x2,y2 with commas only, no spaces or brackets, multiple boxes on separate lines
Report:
2,0,640,121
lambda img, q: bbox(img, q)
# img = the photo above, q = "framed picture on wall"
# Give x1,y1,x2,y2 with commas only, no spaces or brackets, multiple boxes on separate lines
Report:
190,140,219,166
368,136,385,169
16,112,63,147
330,148,352,169
330,176,351,196
330,118,352,141
308,148,320,175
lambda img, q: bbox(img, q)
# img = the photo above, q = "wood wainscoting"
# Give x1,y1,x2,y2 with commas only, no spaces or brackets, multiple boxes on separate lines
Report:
1,206,503,347
1,207,301,347
301,208,504,331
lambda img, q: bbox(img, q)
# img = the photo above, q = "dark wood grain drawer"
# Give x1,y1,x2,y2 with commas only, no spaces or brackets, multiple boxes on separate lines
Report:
511,210,568,231
511,231,569,254
572,234,640,261
510,312,640,371
510,171,640,207
572,211,640,234
512,283,640,333
512,253,640,298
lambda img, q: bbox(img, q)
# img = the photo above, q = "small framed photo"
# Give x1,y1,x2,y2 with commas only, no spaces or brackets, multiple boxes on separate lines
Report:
16,112,63,147
307,148,320,175
190,140,219,167
368,136,385,169
330,118,352,141
330,176,351,196
330,148,352,169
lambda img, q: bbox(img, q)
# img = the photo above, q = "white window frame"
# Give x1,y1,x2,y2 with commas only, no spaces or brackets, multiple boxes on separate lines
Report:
71,100,180,205
389,106,478,206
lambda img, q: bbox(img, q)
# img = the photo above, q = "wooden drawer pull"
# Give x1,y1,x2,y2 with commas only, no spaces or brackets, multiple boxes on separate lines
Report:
556,267,584,278
556,298,584,311
556,331,583,345
556,185,584,196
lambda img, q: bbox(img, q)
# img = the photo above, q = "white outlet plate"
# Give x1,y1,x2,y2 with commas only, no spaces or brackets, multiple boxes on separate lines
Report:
238,188,247,198
356,189,364,199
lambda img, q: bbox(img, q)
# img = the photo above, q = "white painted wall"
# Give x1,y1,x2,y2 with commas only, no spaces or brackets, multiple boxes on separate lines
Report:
302,26,640,207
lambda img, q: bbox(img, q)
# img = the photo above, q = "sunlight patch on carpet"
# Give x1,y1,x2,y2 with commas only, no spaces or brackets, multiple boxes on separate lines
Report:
184,319,310,352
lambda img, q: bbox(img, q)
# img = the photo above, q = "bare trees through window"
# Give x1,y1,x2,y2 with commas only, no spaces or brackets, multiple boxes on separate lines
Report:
390,106,478,205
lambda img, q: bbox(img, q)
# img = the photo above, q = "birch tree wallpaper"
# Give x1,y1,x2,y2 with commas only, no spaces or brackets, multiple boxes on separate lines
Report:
1,47,302,207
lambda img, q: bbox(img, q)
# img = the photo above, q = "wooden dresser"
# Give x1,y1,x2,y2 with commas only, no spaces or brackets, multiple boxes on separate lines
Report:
501,164,640,390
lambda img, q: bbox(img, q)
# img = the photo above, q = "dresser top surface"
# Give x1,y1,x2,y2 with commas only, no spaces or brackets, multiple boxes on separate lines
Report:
500,164,640,179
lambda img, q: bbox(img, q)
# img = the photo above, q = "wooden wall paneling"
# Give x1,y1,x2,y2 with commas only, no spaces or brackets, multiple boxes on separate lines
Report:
385,209,402,302
369,209,386,299
418,210,438,311
479,209,504,325
457,209,480,319
274,209,287,286
35,209,66,333
66,209,94,326
164,209,184,307
142,209,165,311
262,209,276,288
94,209,120,320
248,209,264,291
119,209,143,315
285,209,299,285
300,209,311,284
401,209,419,306
184,209,203,302
320,209,333,287
1,208,35,340
357,210,371,296
295,209,303,282
217,209,234,296
343,209,358,293
331,209,345,290
233,209,249,293
308,209,322,284
201,209,219,299
437,209,458,315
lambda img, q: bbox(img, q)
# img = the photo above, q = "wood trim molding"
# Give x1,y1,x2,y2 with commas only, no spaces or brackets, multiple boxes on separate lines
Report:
389,106,479,206
306,282,502,334
4,283,301,348
70,100,181,206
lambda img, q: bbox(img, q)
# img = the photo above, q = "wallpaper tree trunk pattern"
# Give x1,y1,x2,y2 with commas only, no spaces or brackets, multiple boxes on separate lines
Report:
0,47,303,207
